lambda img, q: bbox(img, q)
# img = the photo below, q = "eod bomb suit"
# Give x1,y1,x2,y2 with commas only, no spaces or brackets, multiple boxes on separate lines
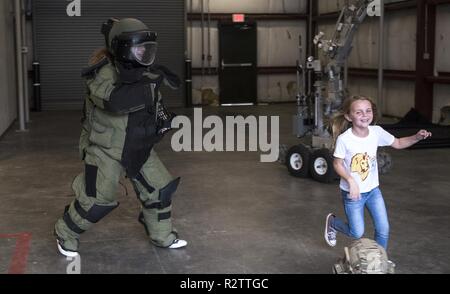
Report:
54,18,187,257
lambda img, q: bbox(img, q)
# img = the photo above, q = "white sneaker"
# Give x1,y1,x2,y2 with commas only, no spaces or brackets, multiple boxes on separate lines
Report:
325,213,337,247
57,240,79,257
167,239,187,249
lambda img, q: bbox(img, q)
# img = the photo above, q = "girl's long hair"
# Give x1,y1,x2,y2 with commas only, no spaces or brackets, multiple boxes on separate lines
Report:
88,48,112,65
330,95,378,147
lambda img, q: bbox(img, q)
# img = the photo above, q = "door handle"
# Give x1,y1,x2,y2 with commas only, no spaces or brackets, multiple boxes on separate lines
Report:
221,59,253,70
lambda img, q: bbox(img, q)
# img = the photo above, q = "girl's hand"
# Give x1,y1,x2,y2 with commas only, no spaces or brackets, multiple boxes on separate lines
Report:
348,178,361,201
415,130,432,141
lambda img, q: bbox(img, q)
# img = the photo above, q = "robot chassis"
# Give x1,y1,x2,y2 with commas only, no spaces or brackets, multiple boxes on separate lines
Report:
285,0,392,183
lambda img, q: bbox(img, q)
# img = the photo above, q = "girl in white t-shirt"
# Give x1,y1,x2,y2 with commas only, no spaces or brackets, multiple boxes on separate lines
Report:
324,96,432,250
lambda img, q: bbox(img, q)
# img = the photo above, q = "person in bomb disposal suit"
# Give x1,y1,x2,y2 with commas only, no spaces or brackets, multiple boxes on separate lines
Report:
54,18,187,257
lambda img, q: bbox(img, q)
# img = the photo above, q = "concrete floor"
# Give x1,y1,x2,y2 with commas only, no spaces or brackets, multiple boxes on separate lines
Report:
0,104,449,274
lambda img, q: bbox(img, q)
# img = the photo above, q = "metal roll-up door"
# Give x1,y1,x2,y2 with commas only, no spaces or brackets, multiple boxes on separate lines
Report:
34,0,185,110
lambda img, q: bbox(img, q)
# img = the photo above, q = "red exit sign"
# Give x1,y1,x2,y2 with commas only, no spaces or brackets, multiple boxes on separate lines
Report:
232,14,245,23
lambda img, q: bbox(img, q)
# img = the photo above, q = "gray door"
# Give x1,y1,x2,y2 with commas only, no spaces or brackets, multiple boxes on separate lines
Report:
34,0,185,110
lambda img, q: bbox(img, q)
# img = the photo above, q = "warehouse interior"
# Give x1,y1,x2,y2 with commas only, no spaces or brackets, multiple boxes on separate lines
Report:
0,0,449,274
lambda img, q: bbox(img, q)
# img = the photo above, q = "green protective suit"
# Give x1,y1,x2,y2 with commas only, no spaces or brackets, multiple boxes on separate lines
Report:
55,58,181,252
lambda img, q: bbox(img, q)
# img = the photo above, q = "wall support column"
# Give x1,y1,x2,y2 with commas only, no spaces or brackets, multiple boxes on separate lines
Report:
415,0,436,120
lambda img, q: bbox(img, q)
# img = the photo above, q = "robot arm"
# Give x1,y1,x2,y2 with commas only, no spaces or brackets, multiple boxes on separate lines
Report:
314,0,374,113
295,0,374,138
314,0,372,65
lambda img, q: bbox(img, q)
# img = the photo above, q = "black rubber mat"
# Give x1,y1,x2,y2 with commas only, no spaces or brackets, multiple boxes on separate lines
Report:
380,108,450,149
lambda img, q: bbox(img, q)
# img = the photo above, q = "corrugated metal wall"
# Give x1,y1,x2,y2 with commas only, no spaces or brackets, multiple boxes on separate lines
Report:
34,0,185,110
0,0,17,136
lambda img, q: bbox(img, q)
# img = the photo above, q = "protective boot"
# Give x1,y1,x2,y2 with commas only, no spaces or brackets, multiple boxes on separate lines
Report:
133,150,186,249
54,205,80,257
138,211,186,249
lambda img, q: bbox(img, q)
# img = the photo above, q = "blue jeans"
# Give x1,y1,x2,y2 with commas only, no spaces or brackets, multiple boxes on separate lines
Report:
332,187,390,249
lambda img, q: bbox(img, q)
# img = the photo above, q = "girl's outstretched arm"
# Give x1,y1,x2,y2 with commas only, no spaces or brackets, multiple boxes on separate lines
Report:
391,130,432,150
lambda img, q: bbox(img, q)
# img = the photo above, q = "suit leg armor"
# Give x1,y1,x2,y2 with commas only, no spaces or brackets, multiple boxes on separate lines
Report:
132,150,180,247
54,146,122,251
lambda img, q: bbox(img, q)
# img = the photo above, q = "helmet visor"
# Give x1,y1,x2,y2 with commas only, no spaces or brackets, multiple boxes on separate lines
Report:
131,41,157,66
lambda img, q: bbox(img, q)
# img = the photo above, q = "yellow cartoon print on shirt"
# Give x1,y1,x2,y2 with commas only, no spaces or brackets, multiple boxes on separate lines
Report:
351,152,370,181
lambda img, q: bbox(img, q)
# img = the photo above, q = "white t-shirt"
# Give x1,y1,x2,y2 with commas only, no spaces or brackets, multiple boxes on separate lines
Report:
333,125,395,193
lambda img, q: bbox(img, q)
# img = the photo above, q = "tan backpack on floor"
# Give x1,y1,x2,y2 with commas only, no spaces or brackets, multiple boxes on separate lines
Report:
333,238,395,274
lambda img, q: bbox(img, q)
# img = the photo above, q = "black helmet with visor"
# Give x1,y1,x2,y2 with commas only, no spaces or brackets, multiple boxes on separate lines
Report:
112,30,157,66
107,18,158,67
